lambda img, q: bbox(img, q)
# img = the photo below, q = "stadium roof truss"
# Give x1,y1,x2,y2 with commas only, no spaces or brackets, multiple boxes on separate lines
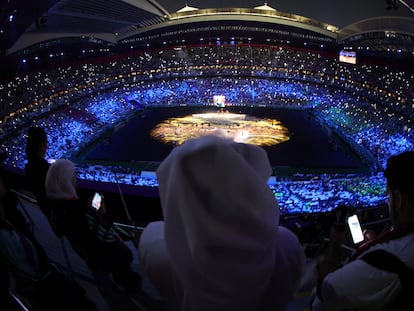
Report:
4,1,414,55
118,8,339,42
338,16,414,41
337,16,414,52
6,0,170,54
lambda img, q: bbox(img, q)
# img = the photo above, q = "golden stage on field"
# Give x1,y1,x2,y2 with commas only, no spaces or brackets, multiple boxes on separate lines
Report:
150,111,290,146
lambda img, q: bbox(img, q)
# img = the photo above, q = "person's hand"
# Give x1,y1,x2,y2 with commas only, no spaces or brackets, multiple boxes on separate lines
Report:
363,228,377,241
316,225,347,288
99,199,107,213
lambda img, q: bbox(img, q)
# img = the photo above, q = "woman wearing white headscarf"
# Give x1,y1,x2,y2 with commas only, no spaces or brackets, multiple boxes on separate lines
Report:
139,135,305,311
44,159,78,201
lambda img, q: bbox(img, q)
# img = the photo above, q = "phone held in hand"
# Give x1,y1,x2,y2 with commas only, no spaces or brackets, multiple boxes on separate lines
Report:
347,214,364,244
92,192,102,210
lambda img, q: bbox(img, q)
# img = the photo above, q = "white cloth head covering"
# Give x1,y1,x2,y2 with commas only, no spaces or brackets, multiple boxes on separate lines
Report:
155,135,304,310
45,159,78,200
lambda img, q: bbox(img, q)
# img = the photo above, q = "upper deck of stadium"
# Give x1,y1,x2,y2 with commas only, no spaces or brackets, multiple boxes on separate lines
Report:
1,0,414,77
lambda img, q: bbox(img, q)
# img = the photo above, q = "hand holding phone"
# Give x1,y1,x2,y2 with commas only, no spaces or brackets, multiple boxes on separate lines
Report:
92,192,102,210
347,214,364,244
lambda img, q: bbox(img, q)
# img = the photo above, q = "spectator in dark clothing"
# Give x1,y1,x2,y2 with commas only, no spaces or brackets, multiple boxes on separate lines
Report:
24,126,50,217
0,158,97,311
312,151,414,310
1,155,49,310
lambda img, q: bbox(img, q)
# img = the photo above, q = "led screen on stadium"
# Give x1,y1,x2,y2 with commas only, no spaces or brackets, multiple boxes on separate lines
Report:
339,50,356,64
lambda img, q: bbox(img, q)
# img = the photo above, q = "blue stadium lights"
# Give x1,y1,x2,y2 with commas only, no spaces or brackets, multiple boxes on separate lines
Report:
22,59,26,63
9,15,14,22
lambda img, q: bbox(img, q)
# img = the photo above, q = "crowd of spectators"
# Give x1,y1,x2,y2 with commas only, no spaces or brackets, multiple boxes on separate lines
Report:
0,44,413,215
1,45,413,116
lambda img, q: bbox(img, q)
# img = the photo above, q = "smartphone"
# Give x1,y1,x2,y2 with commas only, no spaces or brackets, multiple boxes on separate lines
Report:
92,192,102,210
347,214,364,244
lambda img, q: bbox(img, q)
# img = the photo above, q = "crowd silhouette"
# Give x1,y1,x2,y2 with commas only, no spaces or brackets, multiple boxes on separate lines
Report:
1,49,413,213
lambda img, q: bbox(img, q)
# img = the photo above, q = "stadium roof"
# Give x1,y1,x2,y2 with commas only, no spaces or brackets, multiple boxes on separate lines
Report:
1,0,414,55
2,0,170,55
338,16,414,41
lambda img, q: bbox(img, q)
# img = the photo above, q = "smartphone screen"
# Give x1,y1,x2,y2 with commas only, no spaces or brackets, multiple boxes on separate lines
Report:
92,192,102,210
347,214,364,244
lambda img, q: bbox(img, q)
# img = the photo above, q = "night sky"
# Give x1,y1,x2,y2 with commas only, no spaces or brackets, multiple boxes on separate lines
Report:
156,0,414,28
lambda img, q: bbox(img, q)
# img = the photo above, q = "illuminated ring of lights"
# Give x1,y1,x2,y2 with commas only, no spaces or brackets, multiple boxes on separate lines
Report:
150,110,290,146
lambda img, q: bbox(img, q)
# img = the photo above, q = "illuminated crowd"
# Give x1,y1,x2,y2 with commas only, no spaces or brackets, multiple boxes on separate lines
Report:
1,44,413,214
